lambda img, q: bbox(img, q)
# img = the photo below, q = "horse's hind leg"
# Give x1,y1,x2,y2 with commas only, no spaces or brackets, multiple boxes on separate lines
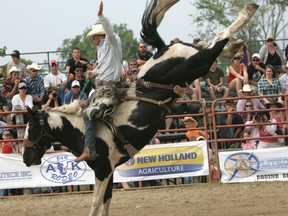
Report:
210,3,259,46
88,174,113,216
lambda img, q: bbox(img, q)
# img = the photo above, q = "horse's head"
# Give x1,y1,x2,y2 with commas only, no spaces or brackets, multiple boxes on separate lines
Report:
23,107,54,167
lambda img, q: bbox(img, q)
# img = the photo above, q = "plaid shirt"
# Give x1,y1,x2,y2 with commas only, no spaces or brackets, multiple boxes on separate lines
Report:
257,78,282,95
25,75,45,98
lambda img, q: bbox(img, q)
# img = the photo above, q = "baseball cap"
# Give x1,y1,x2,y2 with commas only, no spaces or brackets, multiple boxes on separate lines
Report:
11,50,20,57
71,80,80,88
18,82,27,89
252,53,260,59
50,59,58,66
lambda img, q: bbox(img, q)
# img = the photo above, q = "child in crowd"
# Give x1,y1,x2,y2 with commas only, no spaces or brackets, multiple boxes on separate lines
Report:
241,130,257,150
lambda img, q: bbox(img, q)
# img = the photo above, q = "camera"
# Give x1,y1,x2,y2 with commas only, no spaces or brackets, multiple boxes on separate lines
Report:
255,113,263,122
52,93,58,98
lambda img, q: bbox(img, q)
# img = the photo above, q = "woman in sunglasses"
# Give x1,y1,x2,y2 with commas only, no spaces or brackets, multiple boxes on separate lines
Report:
228,52,249,97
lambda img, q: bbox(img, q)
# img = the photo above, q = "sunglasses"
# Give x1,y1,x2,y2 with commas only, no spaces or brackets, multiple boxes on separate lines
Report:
19,87,27,90
72,86,80,88
130,63,137,66
51,64,58,67
139,46,146,48
267,39,274,42
233,57,241,60
252,59,260,62
31,69,38,72
245,104,253,107
75,69,83,72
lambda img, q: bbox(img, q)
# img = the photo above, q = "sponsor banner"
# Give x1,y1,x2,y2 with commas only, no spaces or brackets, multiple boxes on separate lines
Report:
0,141,209,188
0,153,95,189
219,147,288,183
114,141,209,182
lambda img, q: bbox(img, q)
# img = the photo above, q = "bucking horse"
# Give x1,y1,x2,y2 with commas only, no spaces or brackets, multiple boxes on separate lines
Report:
23,0,258,215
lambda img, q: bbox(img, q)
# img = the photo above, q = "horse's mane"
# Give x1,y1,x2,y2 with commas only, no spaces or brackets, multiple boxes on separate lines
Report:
49,100,83,116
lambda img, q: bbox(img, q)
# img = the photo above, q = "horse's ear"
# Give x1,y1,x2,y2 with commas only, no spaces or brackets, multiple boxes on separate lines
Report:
26,106,38,119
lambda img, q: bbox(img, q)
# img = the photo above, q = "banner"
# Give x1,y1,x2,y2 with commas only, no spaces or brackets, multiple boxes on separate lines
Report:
219,147,288,183
0,141,209,189
114,141,209,182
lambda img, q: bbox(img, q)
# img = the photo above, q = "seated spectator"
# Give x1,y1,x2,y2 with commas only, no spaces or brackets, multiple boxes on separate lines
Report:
241,129,257,150
240,99,256,123
182,117,207,141
66,62,94,96
0,84,11,125
218,100,244,148
135,42,153,69
25,62,45,109
247,53,265,93
228,53,248,97
11,82,33,124
259,35,286,76
237,84,265,113
64,80,87,104
3,66,21,110
204,60,229,109
44,60,67,102
258,65,283,104
6,50,26,79
41,86,62,110
279,61,288,94
65,47,93,80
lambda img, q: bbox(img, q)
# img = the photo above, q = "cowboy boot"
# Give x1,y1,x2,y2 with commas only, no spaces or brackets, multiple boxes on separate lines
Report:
74,146,97,162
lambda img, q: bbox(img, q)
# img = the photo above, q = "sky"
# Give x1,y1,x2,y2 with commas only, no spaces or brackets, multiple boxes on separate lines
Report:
0,0,196,66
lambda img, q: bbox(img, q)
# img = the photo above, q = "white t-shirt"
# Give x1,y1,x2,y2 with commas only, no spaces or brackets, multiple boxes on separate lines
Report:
44,72,67,88
11,94,33,110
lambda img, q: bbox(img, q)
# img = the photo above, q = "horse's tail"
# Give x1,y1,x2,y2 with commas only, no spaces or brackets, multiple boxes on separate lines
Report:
140,0,180,50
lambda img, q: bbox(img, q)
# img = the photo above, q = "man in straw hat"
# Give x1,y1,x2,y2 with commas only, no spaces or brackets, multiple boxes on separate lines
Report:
75,1,122,162
26,62,45,109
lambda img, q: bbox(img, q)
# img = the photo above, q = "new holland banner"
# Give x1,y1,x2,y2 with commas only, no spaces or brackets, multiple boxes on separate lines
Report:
0,141,209,189
113,141,209,182
219,147,288,183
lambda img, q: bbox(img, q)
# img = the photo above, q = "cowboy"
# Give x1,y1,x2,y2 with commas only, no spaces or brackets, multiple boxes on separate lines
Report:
75,1,122,162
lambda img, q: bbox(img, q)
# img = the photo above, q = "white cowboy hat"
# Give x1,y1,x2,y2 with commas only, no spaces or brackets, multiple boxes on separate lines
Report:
242,84,252,92
27,62,42,71
86,24,106,37
9,66,20,74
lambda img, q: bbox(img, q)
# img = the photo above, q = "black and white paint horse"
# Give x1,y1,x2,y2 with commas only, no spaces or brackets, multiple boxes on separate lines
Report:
23,0,258,215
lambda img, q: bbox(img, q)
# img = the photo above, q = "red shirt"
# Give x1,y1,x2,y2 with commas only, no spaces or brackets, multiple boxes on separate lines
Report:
1,142,13,154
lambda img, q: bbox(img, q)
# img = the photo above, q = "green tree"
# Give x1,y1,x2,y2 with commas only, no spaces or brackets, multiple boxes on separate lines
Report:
57,23,139,63
191,0,288,49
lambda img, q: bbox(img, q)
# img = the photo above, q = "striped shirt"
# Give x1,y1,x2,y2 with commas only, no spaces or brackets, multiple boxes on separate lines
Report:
25,76,45,98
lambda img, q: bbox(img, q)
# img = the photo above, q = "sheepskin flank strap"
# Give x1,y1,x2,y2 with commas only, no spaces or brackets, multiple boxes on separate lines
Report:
125,96,171,112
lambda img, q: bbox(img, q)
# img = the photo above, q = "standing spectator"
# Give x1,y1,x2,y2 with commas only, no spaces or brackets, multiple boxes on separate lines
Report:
259,35,286,76
66,62,94,96
238,43,251,66
41,86,62,110
135,42,153,69
126,59,139,80
247,53,265,93
25,63,45,109
6,50,26,79
64,80,87,104
258,65,283,104
65,47,93,80
237,84,264,112
11,82,33,123
0,84,11,125
279,61,288,94
228,53,248,97
3,66,21,110
0,129,22,197
44,60,67,102
204,60,230,109
75,1,122,162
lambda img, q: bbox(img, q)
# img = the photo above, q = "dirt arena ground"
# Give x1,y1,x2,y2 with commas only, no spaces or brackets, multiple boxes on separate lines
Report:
1,182,288,216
